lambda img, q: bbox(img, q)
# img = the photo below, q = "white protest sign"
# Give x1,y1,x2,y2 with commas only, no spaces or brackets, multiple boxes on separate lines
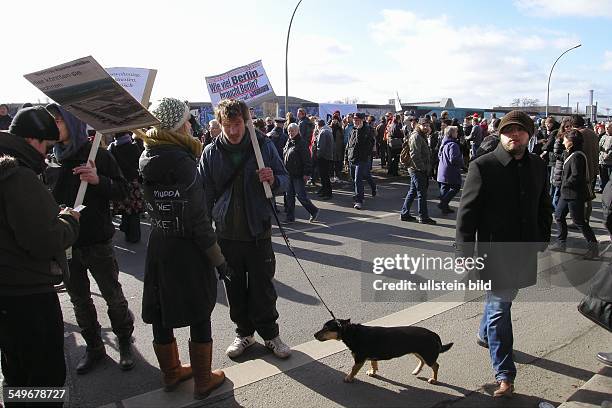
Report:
318,103,358,122
24,56,159,134
106,67,157,106
205,60,275,106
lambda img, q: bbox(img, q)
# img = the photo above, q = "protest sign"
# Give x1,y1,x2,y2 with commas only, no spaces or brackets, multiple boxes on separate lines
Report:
106,67,157,106
318,103,357,123
205,60,275,106
395,91,403,112
24,56,159,134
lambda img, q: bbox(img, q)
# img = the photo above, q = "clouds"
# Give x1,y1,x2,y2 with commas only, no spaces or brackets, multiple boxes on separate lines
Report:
367,9,585,107
514,0,612,18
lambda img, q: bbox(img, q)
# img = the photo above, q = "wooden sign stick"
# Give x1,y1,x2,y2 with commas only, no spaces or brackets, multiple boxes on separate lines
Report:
73,131,103,208
245,119,273,199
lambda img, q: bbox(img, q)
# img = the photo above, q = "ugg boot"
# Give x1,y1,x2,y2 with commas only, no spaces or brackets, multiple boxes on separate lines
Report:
189,340,225,399
153,338,193,391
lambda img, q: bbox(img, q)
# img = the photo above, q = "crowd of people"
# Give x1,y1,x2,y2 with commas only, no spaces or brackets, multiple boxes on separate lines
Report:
0,98,611,405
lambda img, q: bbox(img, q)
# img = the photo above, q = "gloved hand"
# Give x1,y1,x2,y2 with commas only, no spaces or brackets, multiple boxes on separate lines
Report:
216,262,233,283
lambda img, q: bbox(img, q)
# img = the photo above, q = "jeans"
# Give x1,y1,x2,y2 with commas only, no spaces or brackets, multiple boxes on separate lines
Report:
600,165,612,190
478,289,518,383
317,158,332,197
350,161,376,204
286,177,318,221
551,186,561,210
0,293,66,402
555,197,597,243
66,242,134,349
401,170,429,218
439,183,460,209
219,238,279,340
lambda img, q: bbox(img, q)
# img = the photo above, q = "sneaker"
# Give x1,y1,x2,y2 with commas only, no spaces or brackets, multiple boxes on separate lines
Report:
354,202,362,210
401,214,416,222
418,217,437,225
226,335,256,358
309,209,319,223
476,336,489,349
264,336,291,359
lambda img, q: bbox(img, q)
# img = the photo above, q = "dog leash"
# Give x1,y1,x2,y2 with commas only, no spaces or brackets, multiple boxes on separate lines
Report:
268,199,337,320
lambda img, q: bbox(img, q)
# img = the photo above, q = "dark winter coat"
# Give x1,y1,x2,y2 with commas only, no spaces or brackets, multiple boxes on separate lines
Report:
49,142,128,248
473,134,500,159
199,130,288,239
437,136,464,185
456,143,552,290
139,144,221,327
346,124,375,164
283,135,312,177
331,121,345,162
542,125,559,166
560,149,589,201
0,133,79,295
108,139,143,182
267,127,288,159
0,114,12,131
552,137,566,188
298,117,314,145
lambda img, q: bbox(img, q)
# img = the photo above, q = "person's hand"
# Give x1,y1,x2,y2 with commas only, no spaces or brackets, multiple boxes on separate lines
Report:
73,160,99,185
257,167,275,186
216,262,234,282
60,207,81,222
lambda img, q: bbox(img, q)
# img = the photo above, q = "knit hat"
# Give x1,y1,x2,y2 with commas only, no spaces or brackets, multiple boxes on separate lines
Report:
149,97,190,131
418,117,431,125
498,110,535,136
8,106,59,140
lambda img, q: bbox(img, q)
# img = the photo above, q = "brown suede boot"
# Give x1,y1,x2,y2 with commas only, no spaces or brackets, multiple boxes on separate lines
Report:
189,340,225,400
152,338,193,391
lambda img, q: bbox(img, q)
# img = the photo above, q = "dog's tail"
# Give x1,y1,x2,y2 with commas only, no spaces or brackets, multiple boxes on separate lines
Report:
439,342,454,353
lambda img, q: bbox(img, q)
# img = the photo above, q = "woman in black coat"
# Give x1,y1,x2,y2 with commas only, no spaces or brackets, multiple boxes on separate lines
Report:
551,118,572,209
139,97,227,399
550,130,598,259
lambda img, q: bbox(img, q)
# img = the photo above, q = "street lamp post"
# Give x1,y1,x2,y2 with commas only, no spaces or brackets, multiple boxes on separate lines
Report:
285,0,303,117
546,44,581,117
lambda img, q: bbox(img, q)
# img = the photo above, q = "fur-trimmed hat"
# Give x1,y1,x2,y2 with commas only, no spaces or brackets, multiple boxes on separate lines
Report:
149,98,190,131
499,110,535,136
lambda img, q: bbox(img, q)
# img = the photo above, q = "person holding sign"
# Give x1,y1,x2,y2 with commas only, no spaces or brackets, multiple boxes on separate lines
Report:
45,104,135,375
0,107,80,396
139,98,229,399
198,99,291,360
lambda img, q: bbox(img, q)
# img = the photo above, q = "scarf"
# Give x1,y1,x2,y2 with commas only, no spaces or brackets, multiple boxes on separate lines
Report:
218,131,251,167
141,127,202,157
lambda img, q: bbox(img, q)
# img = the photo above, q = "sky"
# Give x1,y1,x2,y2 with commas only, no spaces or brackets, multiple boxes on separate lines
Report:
3,0,611,113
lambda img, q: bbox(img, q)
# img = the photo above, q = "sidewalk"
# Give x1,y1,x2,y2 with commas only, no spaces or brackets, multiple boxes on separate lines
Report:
102,284,610,408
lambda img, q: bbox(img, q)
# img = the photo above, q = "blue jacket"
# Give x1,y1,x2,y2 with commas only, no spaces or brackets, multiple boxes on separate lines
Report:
198,130,288,238
437,136,464,185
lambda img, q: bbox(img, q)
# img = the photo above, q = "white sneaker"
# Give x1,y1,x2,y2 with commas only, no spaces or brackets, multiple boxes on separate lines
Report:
354,202,362,210
226,335,255,358
264,336,291,359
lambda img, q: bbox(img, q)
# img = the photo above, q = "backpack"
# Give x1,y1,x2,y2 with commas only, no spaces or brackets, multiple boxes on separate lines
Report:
400,136,412,166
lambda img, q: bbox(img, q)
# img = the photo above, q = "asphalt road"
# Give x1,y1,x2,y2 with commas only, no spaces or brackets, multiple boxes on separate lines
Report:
3,164,609,408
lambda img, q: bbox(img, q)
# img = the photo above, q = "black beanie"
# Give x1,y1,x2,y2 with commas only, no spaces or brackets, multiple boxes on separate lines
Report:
8,106,59,140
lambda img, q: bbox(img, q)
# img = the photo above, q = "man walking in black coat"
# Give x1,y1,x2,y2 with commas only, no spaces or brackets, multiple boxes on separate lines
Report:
456,110,552,398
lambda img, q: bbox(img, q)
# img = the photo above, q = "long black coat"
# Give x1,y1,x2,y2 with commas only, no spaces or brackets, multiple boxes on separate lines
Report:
139,144,219,328
456,144,552,290
560,149,589,201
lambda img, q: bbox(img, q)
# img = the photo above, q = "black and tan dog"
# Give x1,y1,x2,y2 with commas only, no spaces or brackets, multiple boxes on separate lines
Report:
314,319,453,384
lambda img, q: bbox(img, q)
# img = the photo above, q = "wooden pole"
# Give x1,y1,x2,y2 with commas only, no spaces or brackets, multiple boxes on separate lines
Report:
73,132,103,208
245,119,273,199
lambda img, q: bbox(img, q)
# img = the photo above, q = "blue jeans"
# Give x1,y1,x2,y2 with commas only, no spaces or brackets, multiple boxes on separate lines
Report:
401,170,429,218
478,289,518,383
551,186,561,210
439,183,460,209
286,177,318,221
350,161,376,204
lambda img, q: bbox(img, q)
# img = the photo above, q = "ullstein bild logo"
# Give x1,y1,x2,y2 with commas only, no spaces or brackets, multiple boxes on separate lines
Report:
371,254,486,275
